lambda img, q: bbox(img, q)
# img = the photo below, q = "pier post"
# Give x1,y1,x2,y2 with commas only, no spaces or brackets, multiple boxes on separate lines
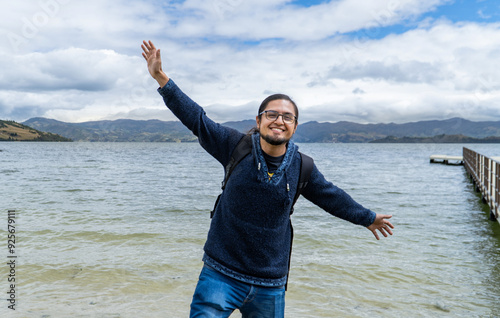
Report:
463,148,499,223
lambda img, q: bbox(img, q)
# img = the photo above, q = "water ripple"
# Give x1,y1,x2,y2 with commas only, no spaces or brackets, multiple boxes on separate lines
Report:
1,142,499,317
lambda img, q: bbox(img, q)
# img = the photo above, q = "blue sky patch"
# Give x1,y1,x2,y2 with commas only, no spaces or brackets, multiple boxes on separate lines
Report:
289,0,330,8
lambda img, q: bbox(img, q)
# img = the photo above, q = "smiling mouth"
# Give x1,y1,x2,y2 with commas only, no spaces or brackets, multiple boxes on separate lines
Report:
262,127,290,146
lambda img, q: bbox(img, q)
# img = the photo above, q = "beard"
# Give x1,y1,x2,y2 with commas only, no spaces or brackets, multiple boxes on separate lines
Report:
261,132,289,146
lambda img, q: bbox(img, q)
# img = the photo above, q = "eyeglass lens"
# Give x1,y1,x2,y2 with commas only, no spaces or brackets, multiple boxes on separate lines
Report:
265,111,295,123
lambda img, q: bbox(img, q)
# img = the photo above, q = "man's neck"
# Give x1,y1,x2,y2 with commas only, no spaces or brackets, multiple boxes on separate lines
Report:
260,137,287,157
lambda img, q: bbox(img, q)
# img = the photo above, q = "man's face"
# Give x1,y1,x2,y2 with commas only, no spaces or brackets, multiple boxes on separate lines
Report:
256,99,297,146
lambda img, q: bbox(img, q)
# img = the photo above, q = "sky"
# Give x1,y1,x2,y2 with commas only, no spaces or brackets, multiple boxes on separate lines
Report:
1,0,500,124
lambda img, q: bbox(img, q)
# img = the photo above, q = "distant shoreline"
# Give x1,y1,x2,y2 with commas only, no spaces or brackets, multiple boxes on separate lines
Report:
369,134,500,143
2,117,500,143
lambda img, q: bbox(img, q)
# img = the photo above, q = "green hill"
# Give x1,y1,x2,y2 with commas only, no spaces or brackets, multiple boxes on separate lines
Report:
0,120,72,142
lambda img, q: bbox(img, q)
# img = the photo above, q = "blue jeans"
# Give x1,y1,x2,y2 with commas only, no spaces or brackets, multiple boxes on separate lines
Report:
190,265,286,318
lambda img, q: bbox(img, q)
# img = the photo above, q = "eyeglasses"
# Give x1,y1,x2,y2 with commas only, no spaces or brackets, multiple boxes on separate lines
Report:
259,110,297,124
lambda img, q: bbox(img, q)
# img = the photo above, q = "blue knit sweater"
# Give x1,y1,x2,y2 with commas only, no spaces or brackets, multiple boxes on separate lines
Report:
158,79,376,287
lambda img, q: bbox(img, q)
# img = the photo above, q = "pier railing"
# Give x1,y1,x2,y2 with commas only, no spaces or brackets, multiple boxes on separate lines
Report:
463,148,499,222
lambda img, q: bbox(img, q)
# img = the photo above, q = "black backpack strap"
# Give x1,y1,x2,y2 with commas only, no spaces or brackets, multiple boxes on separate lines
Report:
222,135,253,190
290,152,314,215
211,135,253,218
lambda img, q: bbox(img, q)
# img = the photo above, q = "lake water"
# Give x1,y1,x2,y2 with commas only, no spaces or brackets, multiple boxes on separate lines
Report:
1,142,499,317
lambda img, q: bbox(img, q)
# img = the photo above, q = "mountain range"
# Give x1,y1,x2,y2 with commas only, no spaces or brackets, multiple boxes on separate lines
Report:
22,117,500,143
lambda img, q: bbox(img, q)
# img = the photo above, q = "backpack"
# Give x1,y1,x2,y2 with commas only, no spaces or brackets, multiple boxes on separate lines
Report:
209,134,314,290
210,134,314,218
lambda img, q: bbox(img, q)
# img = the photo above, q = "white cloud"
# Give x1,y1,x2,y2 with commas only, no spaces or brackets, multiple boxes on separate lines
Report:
0,46,162,122
166,0,453,40
1,0,500,124
0,49,128,91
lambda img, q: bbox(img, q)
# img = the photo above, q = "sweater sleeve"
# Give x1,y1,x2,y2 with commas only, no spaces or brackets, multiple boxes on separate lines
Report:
157,79,243,165
301,164,376,227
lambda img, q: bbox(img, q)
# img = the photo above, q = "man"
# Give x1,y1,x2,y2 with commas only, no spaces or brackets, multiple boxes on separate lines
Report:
141,40,394,318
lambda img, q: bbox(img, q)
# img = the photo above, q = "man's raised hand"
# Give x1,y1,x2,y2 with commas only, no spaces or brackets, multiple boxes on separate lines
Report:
141,40,169,88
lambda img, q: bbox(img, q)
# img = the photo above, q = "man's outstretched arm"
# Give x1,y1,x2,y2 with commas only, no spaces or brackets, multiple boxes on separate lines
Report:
139,40,244,166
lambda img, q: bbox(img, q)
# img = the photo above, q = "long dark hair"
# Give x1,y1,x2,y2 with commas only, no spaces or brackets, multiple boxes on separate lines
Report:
248,93,299,135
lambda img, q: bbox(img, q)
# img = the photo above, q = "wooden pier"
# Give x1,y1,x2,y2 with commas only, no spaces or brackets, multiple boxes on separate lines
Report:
463,148,500,223
430,155,463,165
